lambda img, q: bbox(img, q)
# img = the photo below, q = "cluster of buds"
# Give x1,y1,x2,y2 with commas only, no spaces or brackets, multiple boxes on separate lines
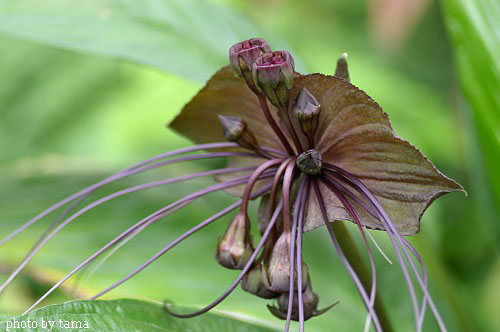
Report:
215,191,332,322
228,38,325,155
230,40,295,111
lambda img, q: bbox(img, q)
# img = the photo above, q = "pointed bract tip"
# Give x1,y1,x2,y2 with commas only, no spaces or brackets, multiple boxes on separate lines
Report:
217,114,260,151
267,277,333,321
293,86,321,142
335,52,350,82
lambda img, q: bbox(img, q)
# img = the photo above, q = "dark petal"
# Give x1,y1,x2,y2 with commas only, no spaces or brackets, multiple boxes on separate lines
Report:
170,66,287,197
288,74,464,235
169,65,286,154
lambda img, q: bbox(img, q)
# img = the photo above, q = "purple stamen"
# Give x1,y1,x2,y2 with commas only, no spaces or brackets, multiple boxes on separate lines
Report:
324,163,446,331
297,178,310,332
268,157,294,216
312,179,383,332
0,148,261,247
239,159,285,214
285,177,306,332
281,159,297,233
21,175,272,314
324,165,420,324
320,176,378,331
16,173,275,311
90,183,273,300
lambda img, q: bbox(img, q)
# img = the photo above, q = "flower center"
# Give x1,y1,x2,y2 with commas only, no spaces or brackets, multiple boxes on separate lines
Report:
296,149,322,175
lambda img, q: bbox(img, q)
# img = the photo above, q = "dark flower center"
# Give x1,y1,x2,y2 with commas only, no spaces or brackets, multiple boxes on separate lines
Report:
296,149,322,175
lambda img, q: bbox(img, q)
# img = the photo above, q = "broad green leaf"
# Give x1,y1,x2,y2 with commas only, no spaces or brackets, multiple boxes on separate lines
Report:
0,0,292,82
0,37,199,164
441,0,500,237
441,0,500,330
0,299,278,331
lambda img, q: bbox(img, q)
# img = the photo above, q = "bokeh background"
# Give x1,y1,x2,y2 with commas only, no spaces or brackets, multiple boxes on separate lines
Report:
0,0,498,331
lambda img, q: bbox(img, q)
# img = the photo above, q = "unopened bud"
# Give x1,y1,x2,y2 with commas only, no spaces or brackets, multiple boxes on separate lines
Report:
264,232,309,292
296,149,322,175
267,279,337,321
335,52,349,82
252,51,295,109
293,86,321,142
218,115,260,151
229,38,271,92
216,212,254,269
241,262,279,299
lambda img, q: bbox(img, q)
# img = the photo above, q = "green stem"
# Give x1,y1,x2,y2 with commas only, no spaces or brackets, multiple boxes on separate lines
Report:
330,221,394,332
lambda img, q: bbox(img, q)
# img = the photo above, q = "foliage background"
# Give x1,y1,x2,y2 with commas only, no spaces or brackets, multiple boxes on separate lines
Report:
0,0,498,331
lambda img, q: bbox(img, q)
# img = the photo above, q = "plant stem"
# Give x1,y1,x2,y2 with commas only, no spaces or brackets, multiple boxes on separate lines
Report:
330,221,394,332
257,93,294,155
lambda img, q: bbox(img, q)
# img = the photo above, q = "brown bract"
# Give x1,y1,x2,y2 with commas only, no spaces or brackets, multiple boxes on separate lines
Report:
170,66,464,236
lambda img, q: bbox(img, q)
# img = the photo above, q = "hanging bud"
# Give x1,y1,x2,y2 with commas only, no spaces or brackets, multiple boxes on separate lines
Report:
267,279,338,321
241,262,279,299
252,51,295,110
296,149,322,175
335,52,349,82
217,115,260,151
264,231,309,292
216,212,254,269
229,38,271,92
292,86,321,145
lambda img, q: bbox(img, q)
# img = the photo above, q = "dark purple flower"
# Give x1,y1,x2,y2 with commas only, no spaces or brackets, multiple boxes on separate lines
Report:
0,38,464,332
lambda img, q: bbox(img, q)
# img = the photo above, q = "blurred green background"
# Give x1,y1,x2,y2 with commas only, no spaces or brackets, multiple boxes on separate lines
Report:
0,0,498,331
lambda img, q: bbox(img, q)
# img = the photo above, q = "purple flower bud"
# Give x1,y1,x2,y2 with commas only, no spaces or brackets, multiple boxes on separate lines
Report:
293,86,321,144
217,115,260,151
229,39,271,93
264,231,308,292
216,212,254,269
267,278,337,321
241,262,279,299
252,51,295,109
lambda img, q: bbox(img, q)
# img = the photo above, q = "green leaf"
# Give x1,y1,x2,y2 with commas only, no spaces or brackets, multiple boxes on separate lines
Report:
0,0,291,82
0,299,278,332
441,0,500,237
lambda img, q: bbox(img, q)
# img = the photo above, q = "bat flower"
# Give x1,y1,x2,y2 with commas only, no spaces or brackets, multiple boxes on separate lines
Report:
0,38,463,332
